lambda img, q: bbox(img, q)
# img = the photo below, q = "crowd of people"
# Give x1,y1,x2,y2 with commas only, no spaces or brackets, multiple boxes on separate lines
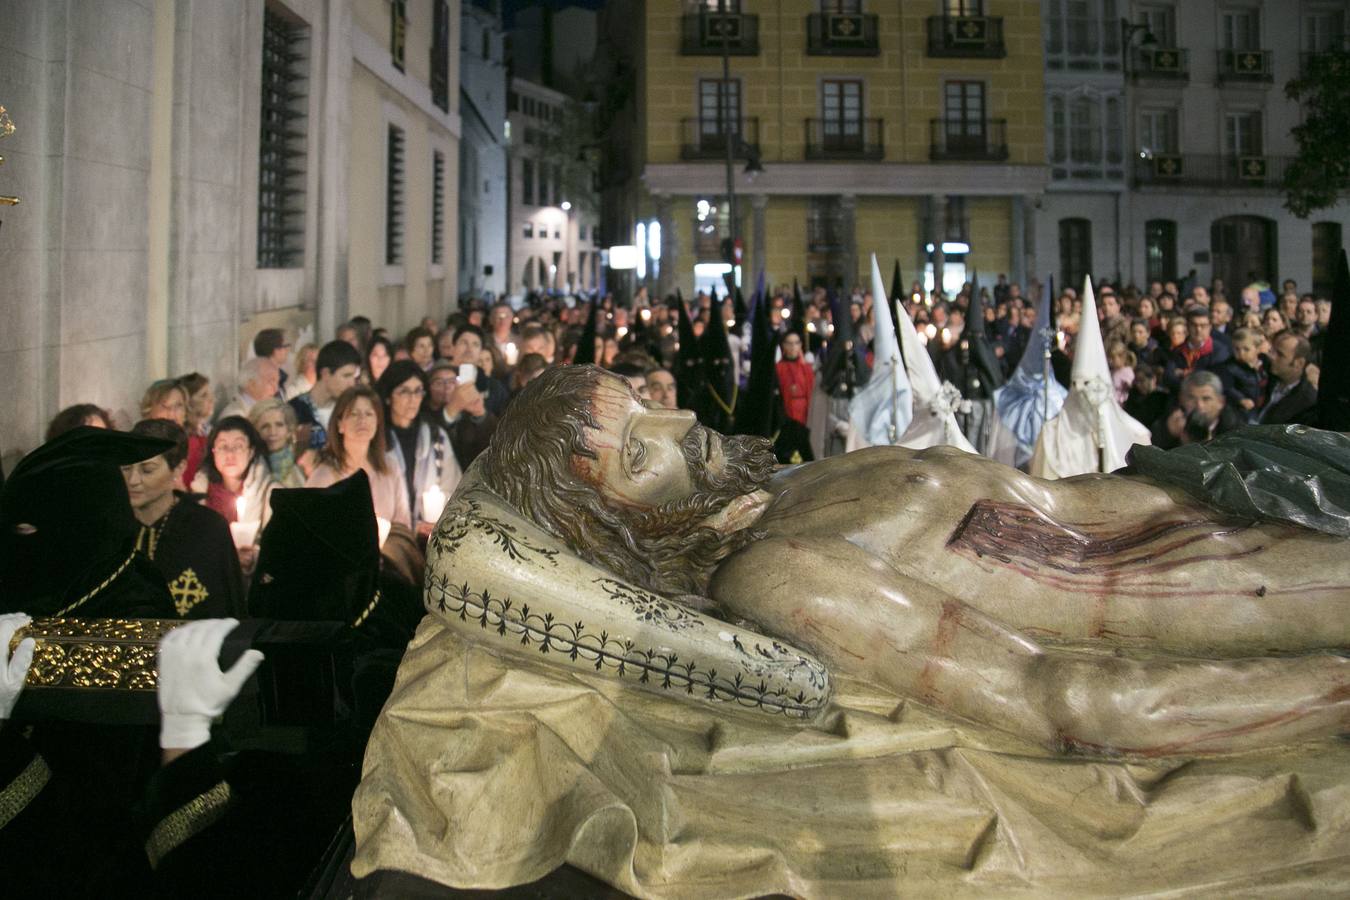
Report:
0,264,1338,893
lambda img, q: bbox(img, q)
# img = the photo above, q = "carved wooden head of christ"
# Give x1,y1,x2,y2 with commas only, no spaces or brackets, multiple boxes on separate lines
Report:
478,365,775,595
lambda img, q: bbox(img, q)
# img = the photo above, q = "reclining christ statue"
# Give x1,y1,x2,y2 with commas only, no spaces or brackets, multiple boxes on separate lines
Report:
423,365,1349,758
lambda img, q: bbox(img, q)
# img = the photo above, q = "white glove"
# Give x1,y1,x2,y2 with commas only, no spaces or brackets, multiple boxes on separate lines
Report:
157,618,264,750
0,613,35,720
834,420,852,438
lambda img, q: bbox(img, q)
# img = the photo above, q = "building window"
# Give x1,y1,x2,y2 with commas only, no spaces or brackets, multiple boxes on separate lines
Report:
1045,0,1121,70
1304,10,1346,52
1221,9,1259,50
385,124,405,265
579,224,587,240
1145,219,1177,283
507,90,518,111
524,223,533,238
431,0,450,113
257,5,308,269
698,78,741,136
1059,218,1092,292
945,0,983,14
432,150,445,265
1224,110,1263,156
1048,89,1124,181
1313,222,1342,297
552,163,562,206
390,0,406,71
537,162,548,207
522,158,535,205
821,79,863,149
1139,4,1176,46
1139,108,1178,155
941,80,988,154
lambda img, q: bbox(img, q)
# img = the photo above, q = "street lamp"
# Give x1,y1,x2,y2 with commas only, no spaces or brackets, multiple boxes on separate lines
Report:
1120,17,1158,72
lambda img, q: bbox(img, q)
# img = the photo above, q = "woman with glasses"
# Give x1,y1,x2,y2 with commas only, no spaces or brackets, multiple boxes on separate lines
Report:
305,385,411,529
375,361,462,535
196,415,276,572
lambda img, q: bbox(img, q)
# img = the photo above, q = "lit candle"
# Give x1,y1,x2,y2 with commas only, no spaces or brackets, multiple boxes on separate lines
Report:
924,323,937,339
421,484,447,524
616,326,628,339
640,308,651,321
229,496,259,549
1056,329,1066,350
376,516,392,550
502,342,519,366
780,308,791,319
940,327,951,346
806,321,816,333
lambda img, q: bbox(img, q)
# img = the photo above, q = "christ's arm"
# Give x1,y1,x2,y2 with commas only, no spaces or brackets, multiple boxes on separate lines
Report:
711,536,1350,756
422,490,832,720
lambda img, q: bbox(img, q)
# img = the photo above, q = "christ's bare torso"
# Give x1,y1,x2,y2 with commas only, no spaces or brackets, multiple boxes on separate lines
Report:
715,445,1350,655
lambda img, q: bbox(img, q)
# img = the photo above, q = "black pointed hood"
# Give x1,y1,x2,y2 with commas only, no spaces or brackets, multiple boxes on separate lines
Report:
674,289,706,416
891,259,903,312
1,427,174,614
822,289,860,398
572,297,600,365
964,270,1005,391
701,286,737,433
789,279,807,343
736,278,783,437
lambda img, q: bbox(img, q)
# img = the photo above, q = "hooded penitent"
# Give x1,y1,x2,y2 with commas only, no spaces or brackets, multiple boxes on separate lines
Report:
700,286,738,434
0,426,177,617
735,274,783,440
673,289,707,424
988,281,1069,468
1315,249,1350,431
572,296,600,366
846,254,915,447
1030,276,1150,478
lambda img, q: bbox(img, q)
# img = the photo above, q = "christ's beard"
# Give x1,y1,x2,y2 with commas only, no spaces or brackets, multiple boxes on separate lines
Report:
605,427,776,596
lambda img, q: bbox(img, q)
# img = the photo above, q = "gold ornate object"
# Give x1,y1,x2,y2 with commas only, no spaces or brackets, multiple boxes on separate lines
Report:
10,618,184,692
0,104,18,206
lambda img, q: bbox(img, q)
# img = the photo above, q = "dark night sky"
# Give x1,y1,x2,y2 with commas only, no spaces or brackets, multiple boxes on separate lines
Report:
502,0,605,27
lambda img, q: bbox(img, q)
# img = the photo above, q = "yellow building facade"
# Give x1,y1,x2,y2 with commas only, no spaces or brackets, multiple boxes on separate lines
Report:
607,1,1048,299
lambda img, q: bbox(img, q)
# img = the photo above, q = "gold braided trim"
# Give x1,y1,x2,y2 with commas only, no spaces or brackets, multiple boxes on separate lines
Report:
145,780,233,869
352,589,382,628
53,549,137,617
0,754,51,830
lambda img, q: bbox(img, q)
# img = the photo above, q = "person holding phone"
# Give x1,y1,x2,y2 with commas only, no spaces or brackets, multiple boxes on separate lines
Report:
426,356,498,469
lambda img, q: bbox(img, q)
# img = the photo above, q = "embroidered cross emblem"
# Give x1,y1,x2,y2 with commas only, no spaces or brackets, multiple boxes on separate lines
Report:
169,568,209,617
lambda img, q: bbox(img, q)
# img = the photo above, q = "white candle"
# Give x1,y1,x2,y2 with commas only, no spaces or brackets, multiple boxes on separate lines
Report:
640,308,651,321
924,323,937,339
421,484,447,524
229,497,258,549
376,516,392,549
502,341,519,366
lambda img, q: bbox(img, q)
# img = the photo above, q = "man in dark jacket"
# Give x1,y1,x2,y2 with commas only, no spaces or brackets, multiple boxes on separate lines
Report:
1259,331,1318,425
1163,307,1230,395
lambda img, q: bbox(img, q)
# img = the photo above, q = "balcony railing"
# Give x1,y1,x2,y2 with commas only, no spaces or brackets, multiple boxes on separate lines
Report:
804,118,884,161
1133,153,1293,188
929,119,1008,162
680,117,761,161
1216,49,1273,82
1130,46,1189,80
1300,48,1349,75
926,16,1005,58
806,12,879,56
680,12,759,55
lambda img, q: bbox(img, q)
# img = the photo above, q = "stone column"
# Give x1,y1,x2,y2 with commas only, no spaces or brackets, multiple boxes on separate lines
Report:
317,0,352,341
1011,195,1027,289
751,193,767,285
930,195,947,297
655,193,676,300
840,194,857,292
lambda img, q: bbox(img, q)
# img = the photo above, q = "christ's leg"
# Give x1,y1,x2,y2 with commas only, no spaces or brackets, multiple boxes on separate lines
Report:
712,537,1350,756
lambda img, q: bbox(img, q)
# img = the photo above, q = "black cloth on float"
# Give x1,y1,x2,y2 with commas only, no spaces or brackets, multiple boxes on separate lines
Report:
1315,249,1350,430
700,288,737,433
1125,424,1350,537
248,471,424,732
138,492,245,619
0,426,176,617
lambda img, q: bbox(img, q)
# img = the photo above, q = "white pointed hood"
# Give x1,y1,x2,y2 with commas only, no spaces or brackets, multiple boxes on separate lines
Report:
846,255,914,447
1030,276,1149,478
891,264,975,453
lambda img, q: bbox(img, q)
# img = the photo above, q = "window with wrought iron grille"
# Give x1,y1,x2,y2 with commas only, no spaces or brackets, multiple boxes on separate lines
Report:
431,0,450,113
432,150,445,265
257,5,308,269
386,124,405,265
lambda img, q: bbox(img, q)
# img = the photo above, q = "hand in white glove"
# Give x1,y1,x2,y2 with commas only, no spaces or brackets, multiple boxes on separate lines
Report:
0,613,35,720
834,420,852,438
157,618,264,750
